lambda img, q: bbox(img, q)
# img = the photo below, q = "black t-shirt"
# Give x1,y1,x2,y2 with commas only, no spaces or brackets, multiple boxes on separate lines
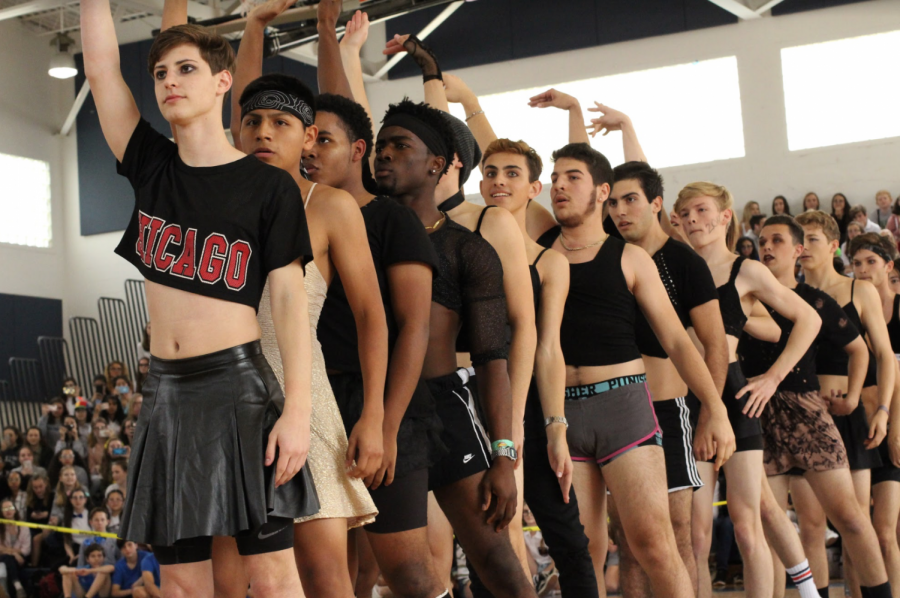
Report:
115,119,312,311
431,218,509,367
634,238,719,358
738,283,860,393
319,196,439,372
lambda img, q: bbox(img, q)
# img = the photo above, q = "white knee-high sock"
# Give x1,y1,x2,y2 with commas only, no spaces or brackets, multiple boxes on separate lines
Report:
786,560,819,598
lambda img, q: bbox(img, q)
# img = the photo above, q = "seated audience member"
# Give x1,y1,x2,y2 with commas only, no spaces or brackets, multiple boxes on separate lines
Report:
12,446,47,481
104,461,127,499
111,541,149,597
2,472,25,517
832,192,851,243
55,416,88,461
737,236,760,261
120,420,135,448
23,427,51,469
772,194,791,215
1,428,22,473
803,191,820,212
740,201,761,236
87,420,110,494
38,399,67,448
874,189,893,229
26,473,53,566
98,397,125,439
50,448,90,490
103,491,124,535
51,466,84,523
132,551,160,598
522,505,558,596
841,221,866,266
61,543,114,598
73,400,93,439
137,323,151,362
886,194,900,246
77,508,119,567
59,378,84,417
135,357,150,394
89,375,111,412
125,394,142,422
62,489,92,564
849,204,882,233
100,442,128,496
103,363,128,396
0,499,30,597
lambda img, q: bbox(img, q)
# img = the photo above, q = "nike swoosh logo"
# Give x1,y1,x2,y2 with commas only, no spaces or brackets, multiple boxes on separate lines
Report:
258,526,289,541
463,454,474,464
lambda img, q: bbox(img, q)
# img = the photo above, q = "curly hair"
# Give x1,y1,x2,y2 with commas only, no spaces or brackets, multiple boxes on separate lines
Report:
316,94,374,163
382,98,457,175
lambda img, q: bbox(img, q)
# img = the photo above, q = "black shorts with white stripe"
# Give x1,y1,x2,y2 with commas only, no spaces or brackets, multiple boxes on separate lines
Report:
427,368,493,491
654,397,703,492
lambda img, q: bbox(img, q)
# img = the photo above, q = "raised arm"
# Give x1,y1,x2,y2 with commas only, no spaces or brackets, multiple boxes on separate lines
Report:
339,10,376,170
161,0,187,30
627,245,735,468
383,33,447,112
230,0,295,148
81,0,141,162
587,103,648,163
528,88,590,145
534,250,573,501
443,74,498,154
316,0,353,98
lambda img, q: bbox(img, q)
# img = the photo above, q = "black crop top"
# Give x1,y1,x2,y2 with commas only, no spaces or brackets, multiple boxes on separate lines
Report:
718,257,748,338
888,294,900,352
530,248,550,314
431,218,509,366
115,119,312,311
319,197,439,373
815,280,871,379
739,284,860,393
538,232,642,366
634,239,719,358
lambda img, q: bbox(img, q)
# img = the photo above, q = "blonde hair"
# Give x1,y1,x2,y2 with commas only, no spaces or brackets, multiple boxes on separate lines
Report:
674,182,739,251
795,210,841,243
741,201,759,226
54,465,82,507
876,189,893,200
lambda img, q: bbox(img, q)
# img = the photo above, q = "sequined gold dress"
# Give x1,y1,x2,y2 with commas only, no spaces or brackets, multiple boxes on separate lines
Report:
257,186,376,529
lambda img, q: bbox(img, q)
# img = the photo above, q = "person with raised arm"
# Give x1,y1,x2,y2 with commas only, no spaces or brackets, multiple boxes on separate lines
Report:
80,0,318,594
794,210,895,598
674,184,822,598
481,137,599,597
605,161,734,597
744,216,886,598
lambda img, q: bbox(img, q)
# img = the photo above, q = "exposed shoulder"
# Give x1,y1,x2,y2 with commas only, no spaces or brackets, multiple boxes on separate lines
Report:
537,247,569,285
481,205,525,240
853,278,882,311
306,184,360,219
622,240,655,266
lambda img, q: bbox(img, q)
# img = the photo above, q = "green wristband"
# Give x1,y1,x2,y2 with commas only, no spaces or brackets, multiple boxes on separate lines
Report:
491,439,514,451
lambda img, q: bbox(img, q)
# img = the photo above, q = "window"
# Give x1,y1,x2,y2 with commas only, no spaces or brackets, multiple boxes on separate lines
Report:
0,153,52,248
782,30,900,151
451,56,745,191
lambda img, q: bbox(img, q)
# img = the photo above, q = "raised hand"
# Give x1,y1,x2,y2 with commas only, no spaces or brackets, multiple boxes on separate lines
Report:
384,34,441,81
248,0,295,27
586,102,632,137
340,9,369,52
443,73,475,105
317,0,342,31
527,88,579,111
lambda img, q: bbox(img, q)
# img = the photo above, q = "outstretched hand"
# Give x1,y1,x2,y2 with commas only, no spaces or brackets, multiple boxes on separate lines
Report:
443,73,475,105
340,10,369,52
248,0,294,26
528,88,578,111
383,33,441,80
586,102,632,137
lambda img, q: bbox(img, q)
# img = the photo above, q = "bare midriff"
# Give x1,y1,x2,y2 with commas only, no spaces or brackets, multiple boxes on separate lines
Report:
565,358,645,388
643,356,688,402
146,280,261,360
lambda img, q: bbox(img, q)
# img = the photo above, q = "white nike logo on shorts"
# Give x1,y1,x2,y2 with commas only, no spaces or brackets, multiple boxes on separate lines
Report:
463,454,474,464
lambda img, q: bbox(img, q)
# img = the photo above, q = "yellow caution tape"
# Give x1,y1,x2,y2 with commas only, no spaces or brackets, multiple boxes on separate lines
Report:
0,519,119,539
713,500,727,507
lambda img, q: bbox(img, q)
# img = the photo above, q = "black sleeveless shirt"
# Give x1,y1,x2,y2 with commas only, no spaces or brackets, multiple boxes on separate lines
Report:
718,257,748,338
815,280,871,379
539,230,642,366
888,294,900,352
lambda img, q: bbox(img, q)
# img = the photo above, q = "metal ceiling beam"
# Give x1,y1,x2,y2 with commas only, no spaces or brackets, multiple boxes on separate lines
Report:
708,0,788,19
0,0,70,22
60,79,91,136
371,0,462,79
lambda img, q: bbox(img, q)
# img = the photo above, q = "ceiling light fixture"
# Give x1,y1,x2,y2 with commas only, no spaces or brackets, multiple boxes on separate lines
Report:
49,33,78,79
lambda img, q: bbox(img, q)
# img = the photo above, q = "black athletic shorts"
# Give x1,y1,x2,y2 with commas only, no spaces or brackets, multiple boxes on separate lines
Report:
153,516,294,565
873,442,900,485
654,397,703,492
365,468,429,534
686,390,765,460
427,368,492,491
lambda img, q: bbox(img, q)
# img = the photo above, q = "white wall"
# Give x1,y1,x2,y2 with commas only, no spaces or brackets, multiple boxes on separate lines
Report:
366,0,900,214
4,0,900,330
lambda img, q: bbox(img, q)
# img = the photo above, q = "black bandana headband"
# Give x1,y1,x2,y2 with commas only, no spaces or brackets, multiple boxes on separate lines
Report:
241,90,315,127
856,243,894,264
382,112,451,162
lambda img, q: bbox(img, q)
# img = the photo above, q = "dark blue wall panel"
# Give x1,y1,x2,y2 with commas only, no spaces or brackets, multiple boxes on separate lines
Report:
0,294,62,382
772,0,870,16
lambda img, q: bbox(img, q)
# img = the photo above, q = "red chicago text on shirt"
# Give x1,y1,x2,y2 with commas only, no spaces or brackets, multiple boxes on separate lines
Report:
135,211,252,291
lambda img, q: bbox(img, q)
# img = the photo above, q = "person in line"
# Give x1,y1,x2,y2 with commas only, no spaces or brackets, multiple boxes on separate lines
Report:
61,543,114,598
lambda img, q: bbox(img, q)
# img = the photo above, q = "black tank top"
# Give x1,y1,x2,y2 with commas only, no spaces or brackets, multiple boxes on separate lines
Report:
816,280,873,380
530,248,550,314
718,257,748,338
888,294,900,352
556,235,642,366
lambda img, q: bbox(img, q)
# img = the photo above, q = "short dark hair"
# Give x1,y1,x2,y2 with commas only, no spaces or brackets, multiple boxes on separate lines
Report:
849,205,868,219
848,232,899,262
612,161,663,201
762,214,804,245
239,74,316,125
85,544,106,558
749,214,767,228
316,93,374,166
148,24,235,76
89,506,110,521
551,143,613,187
382,99,457,175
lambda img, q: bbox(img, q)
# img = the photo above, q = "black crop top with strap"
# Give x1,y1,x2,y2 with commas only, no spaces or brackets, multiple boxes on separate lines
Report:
888,294,900,352
114,119,312,311
430,217,509,366
530,248,550,314
718,257,748,338
538,231,642,366
815,280,877,385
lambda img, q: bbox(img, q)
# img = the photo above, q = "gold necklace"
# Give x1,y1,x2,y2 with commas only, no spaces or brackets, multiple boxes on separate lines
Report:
559,231,604,252
425,211,447,231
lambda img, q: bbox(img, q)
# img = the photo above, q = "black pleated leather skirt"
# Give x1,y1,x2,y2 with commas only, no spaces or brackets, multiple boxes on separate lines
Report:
121,341,319,546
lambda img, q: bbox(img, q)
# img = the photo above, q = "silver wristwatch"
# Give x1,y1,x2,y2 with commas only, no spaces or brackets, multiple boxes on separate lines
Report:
544,416,569,429
491,445,518,462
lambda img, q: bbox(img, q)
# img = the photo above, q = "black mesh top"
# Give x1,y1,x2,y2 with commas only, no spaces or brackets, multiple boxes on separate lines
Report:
718,257,748,338
430,217,509,366
738,283,860,393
